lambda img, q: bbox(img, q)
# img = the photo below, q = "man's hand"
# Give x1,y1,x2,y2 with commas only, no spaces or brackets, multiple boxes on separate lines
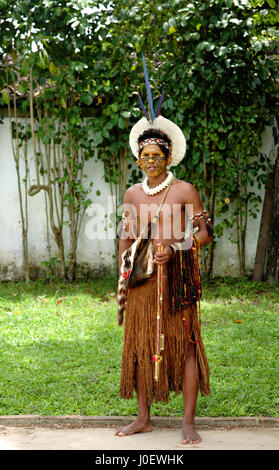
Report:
154,244,172,265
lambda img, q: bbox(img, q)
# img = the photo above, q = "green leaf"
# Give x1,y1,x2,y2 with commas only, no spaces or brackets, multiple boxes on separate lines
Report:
163,22,169,32
93,132,103,146
83,94,93,106
49,62,59,76
188,82,195,92
218,140,226,150
120,111,131,118
1,90,10,105
60,98,67,109
266,0,275,7
16,83,26,94
118,117,125,129
252,40,262,52
111,103,118,112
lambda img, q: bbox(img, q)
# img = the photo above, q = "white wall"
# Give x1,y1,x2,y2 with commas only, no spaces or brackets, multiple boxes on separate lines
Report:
0,117,115,280
0,117,275,280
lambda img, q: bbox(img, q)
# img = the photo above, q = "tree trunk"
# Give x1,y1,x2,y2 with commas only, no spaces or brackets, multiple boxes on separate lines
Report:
266,145,279,282
252,172,274,281
7,76,30,282
69,225,77,282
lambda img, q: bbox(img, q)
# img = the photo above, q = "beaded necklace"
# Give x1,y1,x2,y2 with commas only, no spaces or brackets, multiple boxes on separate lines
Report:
142,171,174,196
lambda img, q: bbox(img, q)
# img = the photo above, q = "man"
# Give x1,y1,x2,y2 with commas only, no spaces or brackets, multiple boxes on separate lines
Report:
115,64,212,444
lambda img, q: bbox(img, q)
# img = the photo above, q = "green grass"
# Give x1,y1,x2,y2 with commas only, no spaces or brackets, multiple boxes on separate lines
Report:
0,276,278,417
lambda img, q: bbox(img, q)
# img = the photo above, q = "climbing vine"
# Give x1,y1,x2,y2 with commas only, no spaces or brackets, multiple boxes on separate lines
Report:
0,0,278,279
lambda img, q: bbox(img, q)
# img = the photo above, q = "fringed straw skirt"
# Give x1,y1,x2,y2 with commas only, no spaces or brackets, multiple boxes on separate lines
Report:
119,267,210,406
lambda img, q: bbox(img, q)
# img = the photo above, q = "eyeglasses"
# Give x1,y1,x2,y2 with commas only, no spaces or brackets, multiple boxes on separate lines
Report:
140,156,166,162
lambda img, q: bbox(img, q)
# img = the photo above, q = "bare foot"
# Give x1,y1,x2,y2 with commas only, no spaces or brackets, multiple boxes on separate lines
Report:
182,423,201,445
114,418,152,437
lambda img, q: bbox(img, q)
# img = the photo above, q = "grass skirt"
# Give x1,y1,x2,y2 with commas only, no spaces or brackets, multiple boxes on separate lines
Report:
119,267,210,406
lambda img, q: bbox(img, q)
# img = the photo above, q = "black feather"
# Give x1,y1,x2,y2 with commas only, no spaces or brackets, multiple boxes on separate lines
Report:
155,90,165,118
138,92,150,121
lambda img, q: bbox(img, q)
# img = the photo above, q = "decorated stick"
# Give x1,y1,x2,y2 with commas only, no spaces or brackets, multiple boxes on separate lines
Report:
159,246,164,353
154,244,164,382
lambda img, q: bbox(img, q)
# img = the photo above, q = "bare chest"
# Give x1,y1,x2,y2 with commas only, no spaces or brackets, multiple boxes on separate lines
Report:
131,188,189,241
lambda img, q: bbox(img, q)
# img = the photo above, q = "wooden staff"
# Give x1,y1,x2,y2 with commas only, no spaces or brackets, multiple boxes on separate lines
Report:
154,244,164,382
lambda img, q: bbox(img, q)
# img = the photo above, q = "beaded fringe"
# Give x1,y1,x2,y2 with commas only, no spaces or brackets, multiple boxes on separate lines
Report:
167,237,202,314
119,269,210,406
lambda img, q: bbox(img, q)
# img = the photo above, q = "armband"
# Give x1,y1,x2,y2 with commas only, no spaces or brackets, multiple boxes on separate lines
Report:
191,210,213,237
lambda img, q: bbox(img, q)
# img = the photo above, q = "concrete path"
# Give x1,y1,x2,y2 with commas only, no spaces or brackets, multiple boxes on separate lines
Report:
0,423,278,450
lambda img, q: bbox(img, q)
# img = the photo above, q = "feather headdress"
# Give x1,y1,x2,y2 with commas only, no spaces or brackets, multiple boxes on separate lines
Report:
129,55,186,167
137,55,164,122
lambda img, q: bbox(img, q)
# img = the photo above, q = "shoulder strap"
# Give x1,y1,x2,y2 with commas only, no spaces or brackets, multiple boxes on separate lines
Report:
156,179,173,215
138,179,173,239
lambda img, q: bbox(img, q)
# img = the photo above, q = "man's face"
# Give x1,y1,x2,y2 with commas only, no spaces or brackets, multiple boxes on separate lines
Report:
138,144,169,178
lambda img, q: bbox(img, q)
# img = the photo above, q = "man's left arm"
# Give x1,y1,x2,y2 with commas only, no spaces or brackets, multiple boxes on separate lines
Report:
154,183,213,265
189,184,213,247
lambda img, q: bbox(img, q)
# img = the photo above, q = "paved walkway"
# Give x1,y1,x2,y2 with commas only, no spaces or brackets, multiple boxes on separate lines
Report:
0,416,278,451
0,425,279,450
